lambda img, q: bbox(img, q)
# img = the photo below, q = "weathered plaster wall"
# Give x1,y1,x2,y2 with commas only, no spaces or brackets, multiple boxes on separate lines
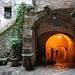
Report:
0,0,16,30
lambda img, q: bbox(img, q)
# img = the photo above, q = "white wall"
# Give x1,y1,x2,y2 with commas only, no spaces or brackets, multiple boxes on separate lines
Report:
15,0,33,5
0,0,14,30
0,0,33,31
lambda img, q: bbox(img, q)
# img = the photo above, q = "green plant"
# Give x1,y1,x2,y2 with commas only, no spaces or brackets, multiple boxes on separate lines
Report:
6,38,21,47
14,2,29,39
4,2,30,58
23,51,32,54
0,2,30,59
0,2,29,36
6,38,22,57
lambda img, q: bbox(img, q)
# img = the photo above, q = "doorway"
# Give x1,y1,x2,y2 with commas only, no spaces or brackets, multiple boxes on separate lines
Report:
36,32,74,64
46,33,74,63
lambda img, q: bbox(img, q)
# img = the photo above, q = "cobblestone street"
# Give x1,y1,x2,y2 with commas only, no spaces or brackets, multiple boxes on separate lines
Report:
0,62,75,75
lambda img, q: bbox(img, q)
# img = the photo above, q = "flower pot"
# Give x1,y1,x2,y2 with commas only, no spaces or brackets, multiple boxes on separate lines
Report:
22,53,34,70
10,57,20,67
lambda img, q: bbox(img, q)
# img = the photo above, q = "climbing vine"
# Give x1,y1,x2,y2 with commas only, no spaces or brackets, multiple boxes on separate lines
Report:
0,2,31,57
13,2,29,39
0,2,29,39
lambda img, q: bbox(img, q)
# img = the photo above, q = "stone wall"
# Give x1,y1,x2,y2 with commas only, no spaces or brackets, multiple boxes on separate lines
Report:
0,25,18,57
0,0,75,63
31,9,75,63
36,0,75,12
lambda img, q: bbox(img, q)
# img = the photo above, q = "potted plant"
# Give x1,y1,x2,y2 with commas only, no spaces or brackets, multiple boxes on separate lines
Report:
21,45,34,70
6,38,22,67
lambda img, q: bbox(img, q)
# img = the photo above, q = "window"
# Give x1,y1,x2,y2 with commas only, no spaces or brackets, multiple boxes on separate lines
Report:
4,7,11,18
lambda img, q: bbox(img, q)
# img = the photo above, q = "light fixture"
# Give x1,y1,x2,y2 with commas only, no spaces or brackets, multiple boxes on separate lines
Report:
58,36,61,38
53,16,56,20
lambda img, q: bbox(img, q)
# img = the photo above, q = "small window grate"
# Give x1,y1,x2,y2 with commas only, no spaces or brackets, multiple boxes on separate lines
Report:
4,7,12,18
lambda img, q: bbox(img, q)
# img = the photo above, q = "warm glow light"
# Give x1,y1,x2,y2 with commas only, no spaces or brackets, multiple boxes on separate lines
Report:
46,34,69,60
58,36,61,38
45,33,74,62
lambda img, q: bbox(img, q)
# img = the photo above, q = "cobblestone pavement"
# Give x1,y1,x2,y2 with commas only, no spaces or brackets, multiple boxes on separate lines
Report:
0,62,75,75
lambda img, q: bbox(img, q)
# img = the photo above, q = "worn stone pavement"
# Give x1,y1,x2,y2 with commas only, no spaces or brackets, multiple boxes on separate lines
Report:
0,62,75,75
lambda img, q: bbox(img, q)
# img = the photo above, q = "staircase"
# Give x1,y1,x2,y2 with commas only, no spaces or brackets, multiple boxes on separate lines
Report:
0,20,14,33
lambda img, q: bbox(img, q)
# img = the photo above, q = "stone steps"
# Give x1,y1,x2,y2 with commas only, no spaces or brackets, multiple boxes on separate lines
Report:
0,20,14,33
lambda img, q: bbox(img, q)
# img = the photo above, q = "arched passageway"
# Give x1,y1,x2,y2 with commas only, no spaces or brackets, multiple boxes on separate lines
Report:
46,33,74,63
36,32,74,64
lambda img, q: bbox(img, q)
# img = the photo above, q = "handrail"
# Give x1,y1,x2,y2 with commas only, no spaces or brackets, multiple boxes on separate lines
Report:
0,20,15,33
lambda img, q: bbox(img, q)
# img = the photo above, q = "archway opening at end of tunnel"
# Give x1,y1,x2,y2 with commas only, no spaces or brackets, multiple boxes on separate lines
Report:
46,33,74,63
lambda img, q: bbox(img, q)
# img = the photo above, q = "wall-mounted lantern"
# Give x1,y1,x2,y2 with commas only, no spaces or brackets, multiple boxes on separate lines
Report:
52,16,57,21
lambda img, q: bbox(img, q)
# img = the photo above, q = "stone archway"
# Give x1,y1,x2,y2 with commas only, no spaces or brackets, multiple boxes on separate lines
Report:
22,8,75,65
31,10,75,64
45,33,74,63
35,31,74,64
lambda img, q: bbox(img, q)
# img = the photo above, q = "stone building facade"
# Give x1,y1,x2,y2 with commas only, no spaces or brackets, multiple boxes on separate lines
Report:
0,0,75,65
0,0,33,31
0,0,16,30
22,0,75,65
0,0,33,57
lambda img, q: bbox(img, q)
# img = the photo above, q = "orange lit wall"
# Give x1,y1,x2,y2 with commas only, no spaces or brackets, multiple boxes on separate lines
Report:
46,34,74,62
